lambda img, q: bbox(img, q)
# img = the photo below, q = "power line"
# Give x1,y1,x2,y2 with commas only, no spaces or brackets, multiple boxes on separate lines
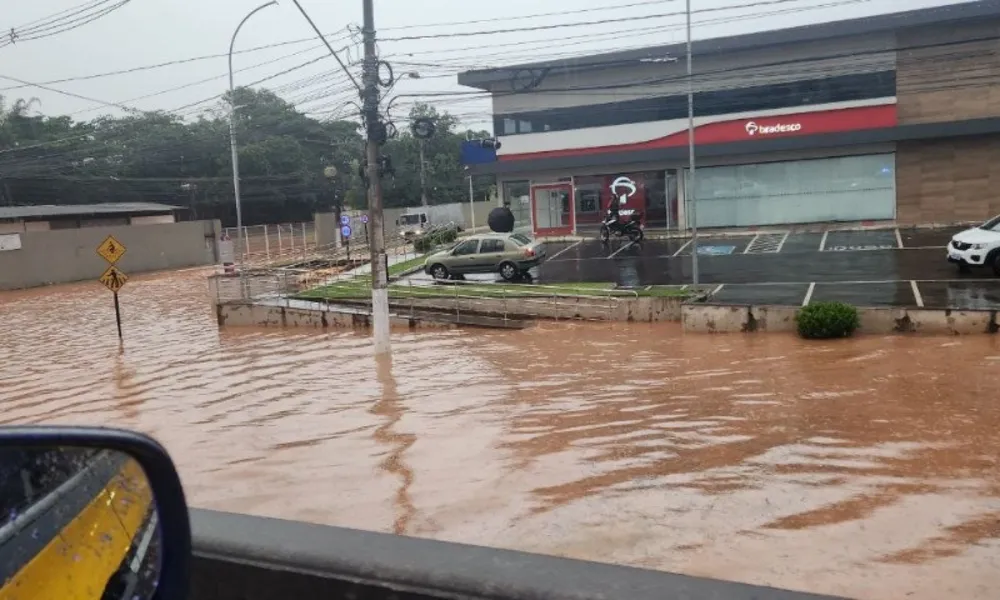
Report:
0,0,132,48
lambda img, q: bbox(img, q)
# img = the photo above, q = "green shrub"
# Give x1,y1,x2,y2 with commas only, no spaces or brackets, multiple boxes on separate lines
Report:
795,301,860,339
413,235,432,253
413,226,459,253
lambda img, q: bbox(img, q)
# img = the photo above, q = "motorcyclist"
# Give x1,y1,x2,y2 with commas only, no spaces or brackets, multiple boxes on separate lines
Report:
603,198,621,227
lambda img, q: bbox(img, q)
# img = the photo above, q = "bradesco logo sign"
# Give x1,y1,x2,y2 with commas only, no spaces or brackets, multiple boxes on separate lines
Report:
744,120,803,136
610,176,638,216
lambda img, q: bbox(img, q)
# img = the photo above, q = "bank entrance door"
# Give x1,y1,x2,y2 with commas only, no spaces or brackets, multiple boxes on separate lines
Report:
531,183,574,236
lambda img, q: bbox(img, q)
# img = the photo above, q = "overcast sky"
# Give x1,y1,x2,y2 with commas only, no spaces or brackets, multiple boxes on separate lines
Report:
0,0,975,131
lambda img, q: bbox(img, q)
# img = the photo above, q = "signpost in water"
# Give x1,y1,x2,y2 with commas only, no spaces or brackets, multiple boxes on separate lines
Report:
96,235,128,340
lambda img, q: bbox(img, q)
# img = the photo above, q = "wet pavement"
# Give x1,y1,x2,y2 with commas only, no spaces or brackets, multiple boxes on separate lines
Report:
537,227,1000,308
2,270,1000,599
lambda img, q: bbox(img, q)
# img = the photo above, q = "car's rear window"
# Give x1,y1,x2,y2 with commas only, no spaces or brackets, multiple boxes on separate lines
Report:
509,233,532,246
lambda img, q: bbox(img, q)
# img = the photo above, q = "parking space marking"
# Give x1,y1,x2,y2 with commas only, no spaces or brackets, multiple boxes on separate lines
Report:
672,239,693,257
819,231,829,252
712,284,725,296
775,231,790,253
547,240,581,261
745,232,787,254
895,228,904,249
911,280,924,307
607,241,635,259
803,282,816,306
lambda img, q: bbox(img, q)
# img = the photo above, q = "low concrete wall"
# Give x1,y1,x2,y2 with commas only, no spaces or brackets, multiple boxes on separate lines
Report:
682,303,1000,335
189,508,844,600
216,302,456,330
215,294,685,326
0,220,220,290
382,294,685,322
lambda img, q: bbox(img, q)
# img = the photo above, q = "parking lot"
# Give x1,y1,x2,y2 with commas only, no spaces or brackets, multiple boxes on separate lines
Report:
537,226,1000,310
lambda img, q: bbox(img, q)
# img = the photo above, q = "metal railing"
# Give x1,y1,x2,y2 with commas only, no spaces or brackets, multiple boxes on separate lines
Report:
223,222,316,265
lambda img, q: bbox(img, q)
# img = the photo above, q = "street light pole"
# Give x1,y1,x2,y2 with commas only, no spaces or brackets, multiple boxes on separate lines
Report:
686,0,700,286
228,0,277,297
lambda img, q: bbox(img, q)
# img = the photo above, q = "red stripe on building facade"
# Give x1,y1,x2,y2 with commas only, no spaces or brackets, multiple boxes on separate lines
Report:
498,104,898,162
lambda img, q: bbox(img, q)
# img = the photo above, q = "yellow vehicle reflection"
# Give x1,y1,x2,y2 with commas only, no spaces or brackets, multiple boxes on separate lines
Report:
0,450,155,600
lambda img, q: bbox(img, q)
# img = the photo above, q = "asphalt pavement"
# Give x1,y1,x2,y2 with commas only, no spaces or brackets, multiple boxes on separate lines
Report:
535,226,1000,310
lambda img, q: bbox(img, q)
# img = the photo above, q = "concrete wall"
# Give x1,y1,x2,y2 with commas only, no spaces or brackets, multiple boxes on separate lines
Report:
681,303,1000,335
189,508,844,600
0,220,220,290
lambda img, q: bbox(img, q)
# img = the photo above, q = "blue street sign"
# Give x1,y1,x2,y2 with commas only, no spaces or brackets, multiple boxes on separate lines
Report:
341,225,352,238
360,214,369,224
697,245,735,256
340,215,351,226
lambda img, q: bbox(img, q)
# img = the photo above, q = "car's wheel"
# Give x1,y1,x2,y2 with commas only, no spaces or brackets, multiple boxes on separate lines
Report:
499,261,519,281
991,251,1000,276
429,264,449,280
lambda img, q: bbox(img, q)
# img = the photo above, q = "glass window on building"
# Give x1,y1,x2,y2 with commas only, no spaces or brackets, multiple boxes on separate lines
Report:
574,171,674,232
502,180,532,232
687,153,896,228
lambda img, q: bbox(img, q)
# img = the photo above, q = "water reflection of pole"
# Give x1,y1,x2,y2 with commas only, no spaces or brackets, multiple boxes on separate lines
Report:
370,353,415,534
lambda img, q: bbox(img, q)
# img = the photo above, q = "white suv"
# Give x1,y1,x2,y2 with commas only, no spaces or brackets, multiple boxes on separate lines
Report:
947,215,1000,274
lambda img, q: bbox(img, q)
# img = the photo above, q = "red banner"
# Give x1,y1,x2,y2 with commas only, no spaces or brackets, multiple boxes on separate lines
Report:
500,103,898,162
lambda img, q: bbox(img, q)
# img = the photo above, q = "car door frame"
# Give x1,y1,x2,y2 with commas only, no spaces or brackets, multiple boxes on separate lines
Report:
449,238,481,273
476,237,507,272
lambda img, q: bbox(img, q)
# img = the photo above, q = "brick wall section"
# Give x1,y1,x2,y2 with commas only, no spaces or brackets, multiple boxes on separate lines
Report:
896,136,1000,225
896,22,1000,124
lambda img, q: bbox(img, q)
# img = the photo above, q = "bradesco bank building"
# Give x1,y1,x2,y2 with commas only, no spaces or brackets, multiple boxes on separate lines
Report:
458,1,1000,237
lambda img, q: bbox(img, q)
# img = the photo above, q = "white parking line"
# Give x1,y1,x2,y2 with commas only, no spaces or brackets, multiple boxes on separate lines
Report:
712,284,724,296
672,238,693,257
775,231,790,253
818,231,829,251
607,241,635,259
910,280,924,307
895,228,904,249
743,234,760,254
803,282,816,306
548,240,581,261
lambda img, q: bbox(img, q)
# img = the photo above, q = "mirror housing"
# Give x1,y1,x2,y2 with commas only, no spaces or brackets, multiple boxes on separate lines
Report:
0,426,191,600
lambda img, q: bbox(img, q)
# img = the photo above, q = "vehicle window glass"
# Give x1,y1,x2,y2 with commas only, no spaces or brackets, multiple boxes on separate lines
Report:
453,240,479,255
509,233,532,246
981,215,1000,231
480,239,505,253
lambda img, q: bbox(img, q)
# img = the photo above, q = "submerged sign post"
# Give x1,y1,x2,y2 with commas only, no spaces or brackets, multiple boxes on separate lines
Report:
96,235,128,340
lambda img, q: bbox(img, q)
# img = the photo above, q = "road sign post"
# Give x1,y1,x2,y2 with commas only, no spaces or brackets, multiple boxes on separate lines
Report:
96,235,128,341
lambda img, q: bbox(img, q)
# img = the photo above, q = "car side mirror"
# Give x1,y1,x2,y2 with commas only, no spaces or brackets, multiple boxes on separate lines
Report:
0,426,191,600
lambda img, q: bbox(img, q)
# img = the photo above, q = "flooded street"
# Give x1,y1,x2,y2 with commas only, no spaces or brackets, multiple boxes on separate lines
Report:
2,269,999,600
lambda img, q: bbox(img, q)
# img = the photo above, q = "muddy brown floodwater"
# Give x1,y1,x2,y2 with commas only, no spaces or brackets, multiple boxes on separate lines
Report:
2,268,1000,599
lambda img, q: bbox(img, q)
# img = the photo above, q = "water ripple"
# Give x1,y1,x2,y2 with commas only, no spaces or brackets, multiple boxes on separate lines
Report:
2,270,1000,599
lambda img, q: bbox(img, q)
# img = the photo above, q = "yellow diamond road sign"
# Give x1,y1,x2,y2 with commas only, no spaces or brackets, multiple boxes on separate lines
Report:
99,265,128,293
96,235,127,264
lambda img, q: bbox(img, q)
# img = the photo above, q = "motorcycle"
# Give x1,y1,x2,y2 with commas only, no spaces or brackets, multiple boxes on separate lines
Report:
599,210,645,244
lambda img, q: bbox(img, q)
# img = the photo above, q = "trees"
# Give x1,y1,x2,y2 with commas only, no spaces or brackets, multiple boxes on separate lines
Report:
0,90,491,225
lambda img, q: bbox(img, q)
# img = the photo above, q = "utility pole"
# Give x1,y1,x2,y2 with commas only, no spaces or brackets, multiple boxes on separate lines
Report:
362,0,391,354
686,0,699,286
418,139,429,207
